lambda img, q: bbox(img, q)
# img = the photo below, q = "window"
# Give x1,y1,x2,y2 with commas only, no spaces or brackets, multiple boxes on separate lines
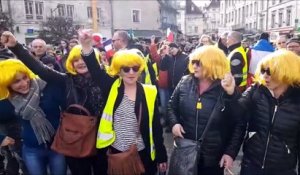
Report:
0,0,3,12
238,8,241,24
194,26,198,33
272,0,276,5
286,7,292,26
260,15,264,30
278,9,283,27
97,8,102,19
132,9,141,23
260,1,264,11
87,7,92,18
57,4,65,17
250,4,252,16
250,23,252,29
271,11,276,28
246,5,248,17
35,2,43,19
67,5,74,18
254,22,257,29
24,0,33,19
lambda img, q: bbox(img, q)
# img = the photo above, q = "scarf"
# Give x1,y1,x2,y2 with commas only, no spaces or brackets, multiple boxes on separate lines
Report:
10,79,55,145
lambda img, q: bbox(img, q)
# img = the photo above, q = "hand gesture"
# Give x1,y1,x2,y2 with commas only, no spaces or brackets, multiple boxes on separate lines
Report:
172,124,185,138
151,35,156,44
221,73,235,95
78,29,93,53
1,136,15,147
158,162,168,173
220,154,233,169
0,31,17,47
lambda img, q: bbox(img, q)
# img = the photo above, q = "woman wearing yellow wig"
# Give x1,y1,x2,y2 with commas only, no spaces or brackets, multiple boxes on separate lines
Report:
1,31,108,175
0,59,67,175
77,30,167,175
222,50,300,175
168,46,244,175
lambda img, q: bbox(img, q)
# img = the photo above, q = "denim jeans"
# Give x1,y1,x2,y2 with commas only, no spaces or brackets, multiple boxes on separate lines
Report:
22,145,66,175
240,162,297,175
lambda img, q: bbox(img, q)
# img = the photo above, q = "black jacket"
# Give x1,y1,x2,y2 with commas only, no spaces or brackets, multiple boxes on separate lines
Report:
160,52,189,91
9,43,108,118
168,75,244,166
228,43,245,86
229,84,300,171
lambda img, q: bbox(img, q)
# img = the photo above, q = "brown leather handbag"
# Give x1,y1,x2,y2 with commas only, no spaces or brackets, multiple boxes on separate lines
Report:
107,104,145,175
51,104,97,158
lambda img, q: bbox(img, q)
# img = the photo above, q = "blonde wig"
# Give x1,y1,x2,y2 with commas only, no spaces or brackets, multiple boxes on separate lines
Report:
0,59,37,99
189,46,230,80
65,45,101,75
107,49,146,77
254,50,300,87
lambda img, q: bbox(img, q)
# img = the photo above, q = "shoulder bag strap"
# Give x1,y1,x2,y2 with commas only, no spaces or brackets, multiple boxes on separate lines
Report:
199,91,223,143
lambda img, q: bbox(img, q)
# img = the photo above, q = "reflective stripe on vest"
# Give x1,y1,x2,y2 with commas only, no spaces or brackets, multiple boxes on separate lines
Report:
96,79,157,161
228,46,248,87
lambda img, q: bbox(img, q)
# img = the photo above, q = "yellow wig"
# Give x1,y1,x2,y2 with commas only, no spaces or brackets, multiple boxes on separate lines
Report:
188,45,230,80
65,45,101,75
107,49,146,77
0,59,37,99
254,50,300,86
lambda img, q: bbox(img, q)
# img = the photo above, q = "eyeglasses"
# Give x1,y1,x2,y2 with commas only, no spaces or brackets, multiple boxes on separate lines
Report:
121,66,140,73
191,60,201,67
260,68,271,76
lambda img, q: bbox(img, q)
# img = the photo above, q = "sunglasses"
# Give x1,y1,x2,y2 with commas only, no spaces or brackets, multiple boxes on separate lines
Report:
121,66,140,73
191,60,201,67
260,68,271,76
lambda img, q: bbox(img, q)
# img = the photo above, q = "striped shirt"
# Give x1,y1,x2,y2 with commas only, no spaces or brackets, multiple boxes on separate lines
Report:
112,94,145,152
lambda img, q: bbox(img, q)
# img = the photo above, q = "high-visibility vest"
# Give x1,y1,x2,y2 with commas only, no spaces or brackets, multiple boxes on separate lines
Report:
152,62,159,81
96,79,157,161
143,54,152,85
228,46,248,87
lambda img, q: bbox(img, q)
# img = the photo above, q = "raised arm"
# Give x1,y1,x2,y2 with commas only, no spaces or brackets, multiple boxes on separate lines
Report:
1,31,67,83
79,29,116,94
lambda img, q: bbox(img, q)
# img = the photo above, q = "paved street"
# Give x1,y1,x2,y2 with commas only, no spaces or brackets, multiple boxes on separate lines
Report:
163,130,242,175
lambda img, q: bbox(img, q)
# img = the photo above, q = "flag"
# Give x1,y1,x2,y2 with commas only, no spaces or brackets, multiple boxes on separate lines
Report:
103,39,114,58
167,28,174,42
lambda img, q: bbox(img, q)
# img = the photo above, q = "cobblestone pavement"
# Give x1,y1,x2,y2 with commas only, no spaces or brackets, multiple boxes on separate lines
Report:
163,130,242,175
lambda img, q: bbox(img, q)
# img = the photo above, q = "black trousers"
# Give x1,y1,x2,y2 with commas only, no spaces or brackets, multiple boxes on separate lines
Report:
66,148,108,175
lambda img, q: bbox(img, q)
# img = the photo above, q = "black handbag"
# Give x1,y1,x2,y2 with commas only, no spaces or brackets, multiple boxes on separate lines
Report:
168,95,220,175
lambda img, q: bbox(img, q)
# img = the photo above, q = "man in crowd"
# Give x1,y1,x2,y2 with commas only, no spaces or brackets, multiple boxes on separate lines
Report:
112,30,130,51
286,38,300,56
31,39,62,71
227,31,248,91
216,32,229,55
275,35,287,50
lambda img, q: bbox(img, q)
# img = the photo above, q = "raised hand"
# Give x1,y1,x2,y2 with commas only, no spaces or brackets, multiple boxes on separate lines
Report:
78,29,93,54
221,73,236,95
0,31,17,47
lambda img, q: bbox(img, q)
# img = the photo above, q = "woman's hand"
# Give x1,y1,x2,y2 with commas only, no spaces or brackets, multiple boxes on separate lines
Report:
1,136,15,147
78,29,93,54
158,162,168,173
172,124,185,138
221,73,236,95
219,154,233,169
0,31,17,47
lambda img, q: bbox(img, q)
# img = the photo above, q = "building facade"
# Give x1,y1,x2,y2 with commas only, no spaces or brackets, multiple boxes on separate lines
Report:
185,0,205,38
203,0,220,34
1,0,178,44
219,0,300,36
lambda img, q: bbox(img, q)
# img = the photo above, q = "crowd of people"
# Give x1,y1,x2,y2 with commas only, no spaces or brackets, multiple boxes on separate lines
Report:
0,28,299,175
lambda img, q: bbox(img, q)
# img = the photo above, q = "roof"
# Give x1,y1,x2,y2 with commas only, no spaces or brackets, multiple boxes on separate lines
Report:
206,0,220,9
186,0,203,15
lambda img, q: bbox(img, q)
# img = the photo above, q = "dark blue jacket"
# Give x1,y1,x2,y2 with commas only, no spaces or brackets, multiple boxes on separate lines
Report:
21,83,64,148
0,99,17,123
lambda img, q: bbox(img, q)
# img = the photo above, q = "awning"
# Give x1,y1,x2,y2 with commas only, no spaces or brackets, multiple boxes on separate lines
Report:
122,29,164,38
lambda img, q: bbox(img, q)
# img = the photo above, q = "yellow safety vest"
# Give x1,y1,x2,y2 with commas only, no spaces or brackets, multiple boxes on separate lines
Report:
152,62,159,81
96,79,157,161
144,54,152,85
228,46,248,87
